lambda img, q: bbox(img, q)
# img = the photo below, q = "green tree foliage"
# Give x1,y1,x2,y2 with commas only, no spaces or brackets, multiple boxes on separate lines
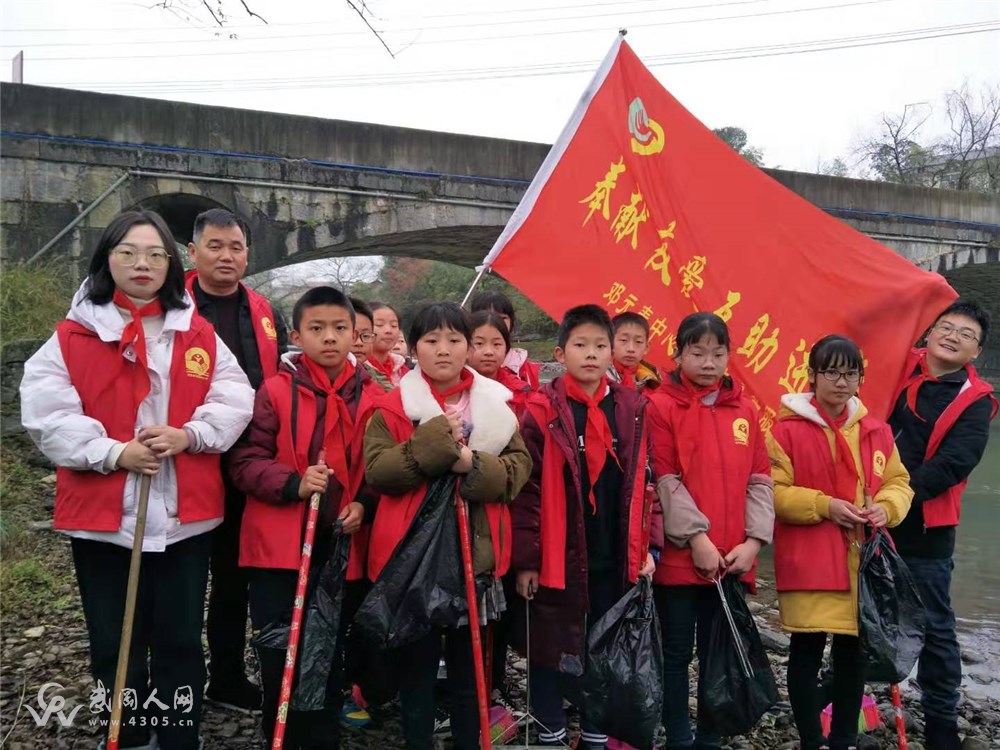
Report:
353,257,558,339
712,126,765,167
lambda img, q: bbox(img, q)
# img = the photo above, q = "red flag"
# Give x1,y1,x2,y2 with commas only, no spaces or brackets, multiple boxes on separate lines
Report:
482,36,955,423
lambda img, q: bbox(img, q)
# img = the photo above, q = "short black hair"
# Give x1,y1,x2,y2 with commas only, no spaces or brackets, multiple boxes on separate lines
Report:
370,302,401,323
192,208,249,245
408,302,473,346
350,297,374,326
934,298,990,347
469,290,517,334
557,304,613,348
292,286,355,330
470,310,511,353
612,312,650,337
809,334,864,375
86,210,188,310
676,312,730,352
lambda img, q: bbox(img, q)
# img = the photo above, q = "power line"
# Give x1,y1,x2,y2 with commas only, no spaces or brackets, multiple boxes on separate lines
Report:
0,0,775,32
3,0,902,62
39,22,998,94
0,0,896,49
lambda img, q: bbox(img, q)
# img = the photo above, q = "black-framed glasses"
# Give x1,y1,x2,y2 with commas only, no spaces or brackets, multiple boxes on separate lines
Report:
358,332,376,343
932,321,980,344
817,369,862,384
111,244,170,269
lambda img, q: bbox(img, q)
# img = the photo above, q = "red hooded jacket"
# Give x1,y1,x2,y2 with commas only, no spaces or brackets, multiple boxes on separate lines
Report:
647,375,773,589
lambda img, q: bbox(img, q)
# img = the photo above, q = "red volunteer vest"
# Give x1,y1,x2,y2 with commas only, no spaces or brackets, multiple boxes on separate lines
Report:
54,317,222,531
365,389,512,581
524,391,649,591
648,382,767,589
770,414,896,592
892,349,998,528
185,272,279,380
239,371,373,575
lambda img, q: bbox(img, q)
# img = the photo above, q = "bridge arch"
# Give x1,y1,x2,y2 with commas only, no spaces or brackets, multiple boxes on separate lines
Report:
128,192,235,246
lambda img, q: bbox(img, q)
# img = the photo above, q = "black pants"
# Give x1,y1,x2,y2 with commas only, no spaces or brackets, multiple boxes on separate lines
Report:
903,556,962,723
249,568,346,750
787,633,865,750
72,533,211,750
206,487,251,685
489,572,516,695
654,584,723,750
529,571,621,745
397,626,482,750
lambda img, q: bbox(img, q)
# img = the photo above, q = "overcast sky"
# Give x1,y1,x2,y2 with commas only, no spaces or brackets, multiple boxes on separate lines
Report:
1,0,998,173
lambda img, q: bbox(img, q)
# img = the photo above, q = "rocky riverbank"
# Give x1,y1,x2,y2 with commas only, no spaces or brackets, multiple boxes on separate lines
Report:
2,469,999,749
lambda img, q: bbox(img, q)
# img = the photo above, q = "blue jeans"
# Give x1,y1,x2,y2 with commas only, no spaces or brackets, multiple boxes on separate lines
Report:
902,556,961,723
654,584,723,750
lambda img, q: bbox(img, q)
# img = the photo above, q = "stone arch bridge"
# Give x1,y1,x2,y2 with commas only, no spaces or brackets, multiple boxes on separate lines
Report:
2,82,998,336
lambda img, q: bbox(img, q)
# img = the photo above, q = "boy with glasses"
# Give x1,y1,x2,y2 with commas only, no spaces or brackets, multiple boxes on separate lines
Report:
889,299,997,750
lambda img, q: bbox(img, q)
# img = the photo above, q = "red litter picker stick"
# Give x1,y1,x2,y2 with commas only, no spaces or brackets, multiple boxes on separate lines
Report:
272,450,327,750
891,683,908,750
454,484,493,750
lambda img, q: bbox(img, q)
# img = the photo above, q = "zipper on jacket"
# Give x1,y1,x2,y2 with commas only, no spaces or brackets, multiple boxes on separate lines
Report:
710,404,731,548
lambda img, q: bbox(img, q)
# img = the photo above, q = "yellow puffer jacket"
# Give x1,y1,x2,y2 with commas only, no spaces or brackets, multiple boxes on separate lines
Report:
766,394,913,635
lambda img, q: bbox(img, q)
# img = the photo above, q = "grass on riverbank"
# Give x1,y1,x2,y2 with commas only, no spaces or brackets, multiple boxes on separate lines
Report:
1,261,76,622
0,443,76,622
0,261,72,348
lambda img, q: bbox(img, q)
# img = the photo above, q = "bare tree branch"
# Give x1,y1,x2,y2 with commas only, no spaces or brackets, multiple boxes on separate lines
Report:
238,0,267,24
345,0,396,59
200,0,224,26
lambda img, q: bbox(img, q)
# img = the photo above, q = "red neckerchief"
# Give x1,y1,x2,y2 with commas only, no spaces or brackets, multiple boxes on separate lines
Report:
368,353,395,380
300,355,357,482
811,396,860,501
564,373,619,513
113,289,163,412
421,367,474,411
614,360,638,388
675,372,723,475
900,355,939,422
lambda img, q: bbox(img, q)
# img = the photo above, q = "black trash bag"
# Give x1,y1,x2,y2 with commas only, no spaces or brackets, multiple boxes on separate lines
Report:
858,528,925,683
698,575,779,737
354,475,466,649
251,523,351,712
571,577,663,750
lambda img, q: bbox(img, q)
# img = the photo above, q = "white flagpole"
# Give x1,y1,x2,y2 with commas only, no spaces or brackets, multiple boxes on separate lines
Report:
465,31,628,304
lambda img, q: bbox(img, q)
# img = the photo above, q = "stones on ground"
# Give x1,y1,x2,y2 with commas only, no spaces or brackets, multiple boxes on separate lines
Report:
960,739,990,750
22,626,44,638
757,626,791,655
961,648,986,665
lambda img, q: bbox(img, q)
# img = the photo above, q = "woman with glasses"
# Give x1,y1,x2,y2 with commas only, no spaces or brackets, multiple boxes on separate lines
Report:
766,334,913,750
20,210,254,750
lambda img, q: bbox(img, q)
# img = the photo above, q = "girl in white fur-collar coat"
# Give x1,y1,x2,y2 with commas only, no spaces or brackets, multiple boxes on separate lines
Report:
362,302,531,750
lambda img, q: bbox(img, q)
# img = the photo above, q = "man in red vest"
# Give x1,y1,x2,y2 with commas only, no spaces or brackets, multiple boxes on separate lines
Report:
187,208,288,713
889,299,997,750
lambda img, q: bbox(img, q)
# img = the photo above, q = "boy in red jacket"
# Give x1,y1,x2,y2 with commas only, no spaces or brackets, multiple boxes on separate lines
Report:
511,304,657,749
229,286,381,750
